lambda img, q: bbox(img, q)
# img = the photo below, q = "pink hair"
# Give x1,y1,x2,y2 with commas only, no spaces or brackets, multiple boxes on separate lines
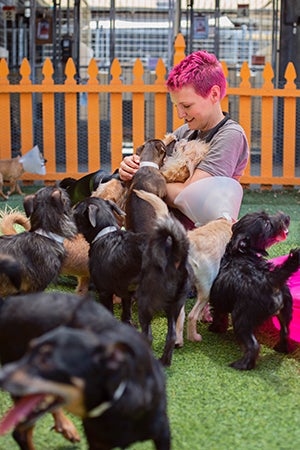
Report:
166,50,226,99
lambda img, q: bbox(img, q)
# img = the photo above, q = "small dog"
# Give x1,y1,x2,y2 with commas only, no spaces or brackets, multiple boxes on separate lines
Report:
0,149,46,200
209,210,300,370
135,192,190,366
175,217,233,346
74,196,147,323
125,139,167,232
59,169,120,206
0,186,77,296
0,206,90,296
0,291,170,450
161,134,210,182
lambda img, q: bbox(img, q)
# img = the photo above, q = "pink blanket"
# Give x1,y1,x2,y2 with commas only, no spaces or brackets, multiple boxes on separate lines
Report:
270,255,300,342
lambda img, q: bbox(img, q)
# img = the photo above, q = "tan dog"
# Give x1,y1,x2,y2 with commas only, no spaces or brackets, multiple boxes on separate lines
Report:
177,218,233,345
91,178,128,220
0,156,27,200
161,134,210,182
0,208,90,296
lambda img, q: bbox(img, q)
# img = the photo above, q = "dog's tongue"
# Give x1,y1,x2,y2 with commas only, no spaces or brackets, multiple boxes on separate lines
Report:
0,394,45,435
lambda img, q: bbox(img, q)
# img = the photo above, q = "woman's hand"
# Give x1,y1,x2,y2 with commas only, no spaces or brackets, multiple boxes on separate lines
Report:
119,154,140,181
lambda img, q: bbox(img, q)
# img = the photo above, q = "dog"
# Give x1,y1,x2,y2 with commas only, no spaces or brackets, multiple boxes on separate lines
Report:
0,208,91,296
59,169,120,206
0,186,77,296
125,139,167,232
175,217,234,346
0,148,46,201
73,195,147,323
134,190,190,366
208,210,300,370
0,289,170,450
160,134,210,182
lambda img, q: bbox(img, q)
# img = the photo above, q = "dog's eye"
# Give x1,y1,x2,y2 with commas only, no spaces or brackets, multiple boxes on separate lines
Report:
34,345,54,370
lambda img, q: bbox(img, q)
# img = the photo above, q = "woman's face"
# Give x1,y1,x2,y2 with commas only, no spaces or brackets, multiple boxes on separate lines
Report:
169,85,219,132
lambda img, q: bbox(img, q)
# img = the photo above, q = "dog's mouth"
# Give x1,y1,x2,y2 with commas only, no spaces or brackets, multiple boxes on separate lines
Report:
0,393,64,434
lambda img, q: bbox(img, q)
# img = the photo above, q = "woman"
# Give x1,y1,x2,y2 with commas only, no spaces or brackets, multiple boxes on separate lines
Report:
119,50,249,228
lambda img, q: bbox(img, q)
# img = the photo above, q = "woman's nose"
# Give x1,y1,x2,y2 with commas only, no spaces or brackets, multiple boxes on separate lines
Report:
176,106,186,119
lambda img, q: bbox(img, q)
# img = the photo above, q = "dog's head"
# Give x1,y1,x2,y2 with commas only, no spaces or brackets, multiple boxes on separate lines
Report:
0,326,166,434
229,210,290,255
73,197,125,243
23,186,77,239
136,139,166,167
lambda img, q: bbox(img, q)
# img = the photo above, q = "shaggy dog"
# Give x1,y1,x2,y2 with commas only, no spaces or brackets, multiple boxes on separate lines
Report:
0,286,170,450
0,186,77,296
0,206,90,296
125,139,167,232
161,134,210,182
209,210,300,370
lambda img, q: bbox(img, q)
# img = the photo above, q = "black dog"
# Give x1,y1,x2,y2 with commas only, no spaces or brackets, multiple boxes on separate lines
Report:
74,196,147,324
59,169,120,206
0,186,77,296
136,214,190,366
0,293,170,450
209,210,300,370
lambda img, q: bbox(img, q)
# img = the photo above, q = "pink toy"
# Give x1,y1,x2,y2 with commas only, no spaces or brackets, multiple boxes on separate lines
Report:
270,255,300,342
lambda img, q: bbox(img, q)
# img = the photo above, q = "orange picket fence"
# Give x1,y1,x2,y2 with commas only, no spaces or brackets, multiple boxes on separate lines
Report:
0,33,299,187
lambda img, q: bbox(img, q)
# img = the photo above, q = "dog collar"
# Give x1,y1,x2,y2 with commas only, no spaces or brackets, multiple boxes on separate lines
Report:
139,161,159,170
33,229,65,244
92,226,118,243
88,381,127,418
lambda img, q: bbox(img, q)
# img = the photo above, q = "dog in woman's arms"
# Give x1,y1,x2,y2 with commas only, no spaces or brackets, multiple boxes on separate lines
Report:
161,133,210,182
125,139,167,232
208,210,300,370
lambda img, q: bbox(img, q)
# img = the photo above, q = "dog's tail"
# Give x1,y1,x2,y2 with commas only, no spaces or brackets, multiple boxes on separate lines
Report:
149,214,189,272
0,209,30,235
133,189,169,219
269,248,300,288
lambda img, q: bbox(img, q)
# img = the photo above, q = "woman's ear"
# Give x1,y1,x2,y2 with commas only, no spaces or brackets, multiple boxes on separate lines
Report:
210,85,221,103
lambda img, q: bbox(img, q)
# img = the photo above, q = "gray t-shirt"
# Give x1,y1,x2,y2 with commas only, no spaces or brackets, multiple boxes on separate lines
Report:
172,117,249,179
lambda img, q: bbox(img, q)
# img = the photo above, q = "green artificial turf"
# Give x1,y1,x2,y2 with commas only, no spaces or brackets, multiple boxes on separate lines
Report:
0,186,300,450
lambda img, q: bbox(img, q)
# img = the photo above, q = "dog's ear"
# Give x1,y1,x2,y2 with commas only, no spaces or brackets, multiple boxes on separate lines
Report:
51,188,68,215
106,200,126,217
23,194,36,217
135,144,144,156
230,234,250,253
87,203,99,228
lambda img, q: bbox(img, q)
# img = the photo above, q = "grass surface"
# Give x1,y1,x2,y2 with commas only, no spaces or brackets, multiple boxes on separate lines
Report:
0,186,300,450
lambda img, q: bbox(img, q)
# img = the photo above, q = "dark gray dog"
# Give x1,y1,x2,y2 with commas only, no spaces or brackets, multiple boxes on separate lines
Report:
0,186,77,296
0,289,170,450
209,211,300,370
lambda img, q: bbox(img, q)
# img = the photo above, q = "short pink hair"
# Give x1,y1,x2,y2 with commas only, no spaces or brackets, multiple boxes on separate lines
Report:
166,50,226,99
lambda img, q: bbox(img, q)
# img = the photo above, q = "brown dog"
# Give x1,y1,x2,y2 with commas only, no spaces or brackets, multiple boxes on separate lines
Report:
125,139,167,232
0,208,90,296
0,156,27,200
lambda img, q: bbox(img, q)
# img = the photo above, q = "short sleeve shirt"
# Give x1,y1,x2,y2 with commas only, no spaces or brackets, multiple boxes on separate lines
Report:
172,117,249,179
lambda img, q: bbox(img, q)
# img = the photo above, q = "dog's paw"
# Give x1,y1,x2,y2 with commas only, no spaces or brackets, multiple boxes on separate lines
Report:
208,322,227,333
230,358,256,371
273,339,294,354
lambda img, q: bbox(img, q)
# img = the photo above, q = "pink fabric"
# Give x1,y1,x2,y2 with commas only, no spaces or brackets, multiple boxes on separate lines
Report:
270,255,300,342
